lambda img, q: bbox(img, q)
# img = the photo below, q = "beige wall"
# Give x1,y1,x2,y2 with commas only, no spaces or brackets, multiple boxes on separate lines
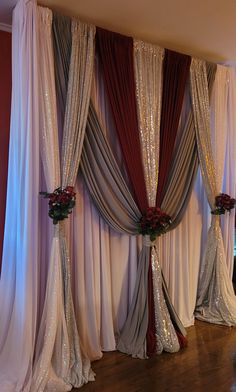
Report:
1,0,236,63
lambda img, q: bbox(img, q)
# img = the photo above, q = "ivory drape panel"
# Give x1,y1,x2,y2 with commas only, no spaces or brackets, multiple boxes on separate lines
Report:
32,8,71,391
212,66,236,278
0,1,40,390
52,12,137,363
60,19,95,387
190,58,236,325
33,10,96,391
158,62,216,328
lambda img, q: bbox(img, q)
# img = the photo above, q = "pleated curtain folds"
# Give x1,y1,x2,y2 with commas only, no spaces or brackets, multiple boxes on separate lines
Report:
32,8,96,391
1,2,236,391
191,59,236,326
211,66,236,278
96,28,148,213
0,0,41,390
86,30,205,358
146,49,191,355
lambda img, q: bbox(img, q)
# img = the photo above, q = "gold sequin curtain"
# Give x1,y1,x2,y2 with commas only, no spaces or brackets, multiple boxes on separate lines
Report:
134,41,180,354
190,59,236,326
33,13,96,390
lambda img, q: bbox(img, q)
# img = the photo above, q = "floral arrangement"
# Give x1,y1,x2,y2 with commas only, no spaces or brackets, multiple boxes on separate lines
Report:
211,193,236,215
138,207,172,242
40,186,76,224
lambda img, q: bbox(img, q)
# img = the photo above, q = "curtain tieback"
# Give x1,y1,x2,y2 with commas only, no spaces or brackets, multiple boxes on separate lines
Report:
142,234,155,248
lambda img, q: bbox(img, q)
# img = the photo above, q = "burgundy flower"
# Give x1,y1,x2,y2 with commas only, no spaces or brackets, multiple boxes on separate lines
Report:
138,207,171,241
40,186,76,224
212,193,236,215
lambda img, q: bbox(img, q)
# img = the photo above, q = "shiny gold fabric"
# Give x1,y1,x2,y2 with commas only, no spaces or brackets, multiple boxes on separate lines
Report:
134,40,163,206
134,41,179,353
190,59,236,326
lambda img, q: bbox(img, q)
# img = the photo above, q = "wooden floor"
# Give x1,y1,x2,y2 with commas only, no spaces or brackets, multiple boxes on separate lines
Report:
73,320,236,392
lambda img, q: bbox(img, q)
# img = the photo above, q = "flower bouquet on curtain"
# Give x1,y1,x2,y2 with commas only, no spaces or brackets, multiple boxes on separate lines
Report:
211,193,236,215
138,207,171,241
40,186,76,224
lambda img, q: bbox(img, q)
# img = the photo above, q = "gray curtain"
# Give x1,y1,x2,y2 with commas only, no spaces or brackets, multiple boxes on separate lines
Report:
162,62,217,228
80,101,198,356
52,13,71,127
81,103,141,234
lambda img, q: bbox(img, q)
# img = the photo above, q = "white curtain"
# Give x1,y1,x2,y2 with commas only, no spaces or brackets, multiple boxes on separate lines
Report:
157,64,236,328
31,7,72,391
71,177,139,360
0,0,40,390
158,187,202,327
218,67,236,277
33,9,96,391
190,58,236,325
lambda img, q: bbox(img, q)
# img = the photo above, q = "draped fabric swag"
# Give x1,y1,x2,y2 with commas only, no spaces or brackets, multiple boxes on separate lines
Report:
0,0,236,390
95,29,198,358
190,59,236,326
32,9,95,391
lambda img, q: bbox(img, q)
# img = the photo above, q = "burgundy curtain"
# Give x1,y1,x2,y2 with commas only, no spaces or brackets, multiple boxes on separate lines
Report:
96,28,148,213
147,49,191,356
156,50,191,206
0,31,11,273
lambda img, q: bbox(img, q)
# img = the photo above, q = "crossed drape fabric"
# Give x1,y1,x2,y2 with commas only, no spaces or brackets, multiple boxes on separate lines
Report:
191,60,236,325
94,30,194,357
96,28,148,213
32,8,70,391
81,45,219,359
80,104,182,358
0,0,236,390
211,66,236,278
32,8,96,391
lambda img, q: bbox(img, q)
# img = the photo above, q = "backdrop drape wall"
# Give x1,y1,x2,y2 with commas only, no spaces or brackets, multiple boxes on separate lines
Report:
0,3,236,390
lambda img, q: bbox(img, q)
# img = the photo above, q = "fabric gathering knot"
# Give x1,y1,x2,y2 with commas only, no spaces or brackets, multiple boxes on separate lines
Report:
142,235,154,248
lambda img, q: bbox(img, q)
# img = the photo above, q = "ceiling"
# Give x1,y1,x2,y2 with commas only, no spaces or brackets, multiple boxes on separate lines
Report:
1,0,236,64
